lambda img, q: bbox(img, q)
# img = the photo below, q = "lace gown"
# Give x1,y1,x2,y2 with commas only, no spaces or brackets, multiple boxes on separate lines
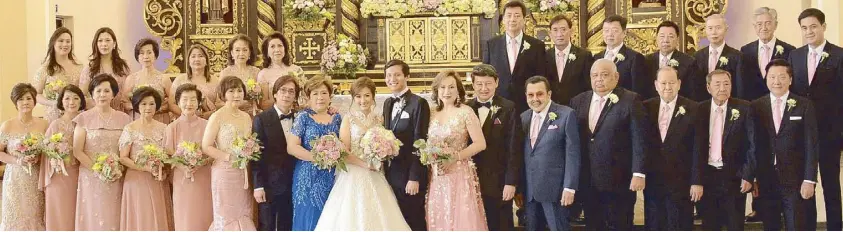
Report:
290,109,341,231
220,66,261,114
0,132,46,230
39,118,80,231
80,66,129,113
209,119,256,231
165,116,213,230
314,111,411,231
118,122,171,230
425,109,488,231
125,71,172,123
34,64,83,122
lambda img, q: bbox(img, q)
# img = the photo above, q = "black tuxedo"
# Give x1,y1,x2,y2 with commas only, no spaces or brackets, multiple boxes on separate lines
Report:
484,34,546,113
788,42,843,230
252,107,296,231
466,96,523,231
693,45,743,101
382,90,430,231
544,45,594,106
739,39,796,100
697,98,756,230
751,93,818,230
569,87,648,230
595,45,651,98
642,96,702,230
645,51,698,99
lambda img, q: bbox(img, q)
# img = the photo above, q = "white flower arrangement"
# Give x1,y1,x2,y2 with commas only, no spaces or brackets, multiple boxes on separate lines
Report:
608,93,619,104
775,45,784,56
567,53,577,62
668,59,679,67
718,56,729,66
786,99,796,111
675,106,686,117
360,0,497,19
614,53,625,62
730,109,740,121
320,34,368,77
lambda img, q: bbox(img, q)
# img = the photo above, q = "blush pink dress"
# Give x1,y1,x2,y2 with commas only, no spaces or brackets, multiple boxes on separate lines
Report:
164,115,213,230
33,64,82,122
80,66,129,114
0,132,45,230
118,122,172,230
38,117,80,230
209,119,257,231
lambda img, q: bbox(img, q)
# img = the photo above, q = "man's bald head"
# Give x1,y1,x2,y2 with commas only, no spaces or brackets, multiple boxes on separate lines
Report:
590,59,620,95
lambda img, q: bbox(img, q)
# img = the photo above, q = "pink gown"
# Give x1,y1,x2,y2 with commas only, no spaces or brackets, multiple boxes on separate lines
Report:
80,66,129,114
73,109,131,231
33,64,82,122
0,132,45,230
164,115,213,230
125,71,172,123
209,120,256,231
425,108,488,231
38,117,80,230
118,122,172,230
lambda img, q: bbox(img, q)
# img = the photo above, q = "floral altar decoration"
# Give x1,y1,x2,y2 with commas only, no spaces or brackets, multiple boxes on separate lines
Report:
285,0,336,22
360,0,497,18
523,0,576,14
320,34,369,78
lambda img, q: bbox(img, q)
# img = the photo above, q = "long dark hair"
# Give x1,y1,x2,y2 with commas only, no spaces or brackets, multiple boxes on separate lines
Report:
43,27,79,76
261,32,292,68
186,44,211,82
89,27,130,79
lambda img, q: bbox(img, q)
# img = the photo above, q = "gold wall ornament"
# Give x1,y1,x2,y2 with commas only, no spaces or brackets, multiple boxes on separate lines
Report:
340,0,361,39
684,0,727,25
160,37,184,73
625,28,657,54
144,0,184,37
192,37,232,73
291,32,328,65
257,0,277,40
383,15,474,64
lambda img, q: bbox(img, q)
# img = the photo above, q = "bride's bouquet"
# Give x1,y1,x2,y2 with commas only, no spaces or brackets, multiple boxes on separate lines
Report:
92,153,123,182
166,141,211,182
310,134,348,171
360,127,402,170
15,133,43,176
42,133,72,176
135,144,168,181
413,139,453,176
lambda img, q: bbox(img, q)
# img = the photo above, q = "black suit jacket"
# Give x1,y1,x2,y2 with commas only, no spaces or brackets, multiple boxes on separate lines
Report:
697,98,756,182
645,51,698,99
383,90,430,190
544,45,594,106
466,96,524,199
595,45,651,98
751,94,818,195
788,42,843,146
693,45,743,101
644,96,704,196
484,34,546,113
739,39,796,100
252,107,297,196
570,87,648,192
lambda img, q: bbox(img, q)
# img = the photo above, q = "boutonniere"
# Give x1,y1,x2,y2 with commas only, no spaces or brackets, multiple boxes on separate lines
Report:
775,45,784,55
568,54,577,62
821,52,830,63
521,42,531,54
718,56,729,66
668,59,679,67
614,53,626,62
675,106,686,117
548,112,558,121
786,99,797,111
730,109,740,121
489,105,501,115
607,93,619,105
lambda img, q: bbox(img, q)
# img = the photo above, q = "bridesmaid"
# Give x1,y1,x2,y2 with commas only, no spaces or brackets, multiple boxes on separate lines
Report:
118,87,171,230
39,85,85,231
171,44,221,119
124,38,177,123
33,27,83,122
201,76,257,231
79,27,131,113
257,32,303,110
73,74,132,231
219,34,261,115
0,83,49,230
286,75,342,231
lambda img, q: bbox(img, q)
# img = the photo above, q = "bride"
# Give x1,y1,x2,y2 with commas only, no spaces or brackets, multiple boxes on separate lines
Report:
314,77,410,231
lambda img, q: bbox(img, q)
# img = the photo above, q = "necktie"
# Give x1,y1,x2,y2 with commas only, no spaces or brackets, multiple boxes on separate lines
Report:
710,107,724,164
556,52,567,81
659,105,670,141
660,56,668,68
709,50,719,73
530,114,542,147
808,51,818,85
509,38,519,72
760,45,771,77
774,98,783,133
605,50,615,62
589,97,605,132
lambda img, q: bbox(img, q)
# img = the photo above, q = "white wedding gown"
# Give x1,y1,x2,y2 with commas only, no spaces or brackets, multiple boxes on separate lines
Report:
314,111,411,231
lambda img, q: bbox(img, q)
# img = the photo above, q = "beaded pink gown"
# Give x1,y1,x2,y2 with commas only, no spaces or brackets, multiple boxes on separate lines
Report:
0,132,45,230
208,119,256,231
33,64,82,122
165,115,213,230
118,122,171,230
39,117,80,230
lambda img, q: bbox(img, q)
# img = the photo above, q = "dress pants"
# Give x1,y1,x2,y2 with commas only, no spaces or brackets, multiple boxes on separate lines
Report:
759,173,815,231
481,195,514,230
584,188,635,230
700,166,746,230
644,178,693,230
258,192,293,231
525,199,570,231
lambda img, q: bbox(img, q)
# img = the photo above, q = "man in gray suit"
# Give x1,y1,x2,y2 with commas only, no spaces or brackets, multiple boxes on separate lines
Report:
520,75,582,230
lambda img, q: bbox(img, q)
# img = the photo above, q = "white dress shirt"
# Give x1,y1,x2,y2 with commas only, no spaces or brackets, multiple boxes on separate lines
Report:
391,87,410,119
604,43,624,60
275,104,293,133
555,43,573,80
758,38,777,58
659,95,678,131
708,100,727,168
588,92,646,178
477,98,493,127
507,32,524,55
659,51,674,68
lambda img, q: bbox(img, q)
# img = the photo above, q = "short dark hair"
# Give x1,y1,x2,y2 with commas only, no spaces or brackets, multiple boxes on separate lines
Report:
764,59,793,78
526,76,551,91
10,83,37,109
174,83,204,104
218,76,247,101
550,14,573,28
57,84,86,111
227,34,257,66
657,21,680,35
431,70,466,111
471,64,498,81
351,76,377,98
384,59,410,76
131,86,163,113
272,75,301,96
134,38,160,62
502,1,527,16
604,15,628,30
88,73,120,97
798,8,825,25
261,32,292,68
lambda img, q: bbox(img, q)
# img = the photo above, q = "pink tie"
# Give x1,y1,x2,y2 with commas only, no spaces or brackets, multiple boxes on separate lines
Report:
509,38,519,72
710,107,724,163
530,114,542,147
774,98,782,133
808,51,818,85
556,52,567,81
660,56,668,68
760,45,770,77
605,51,615,62
659,105,670,141
590,98,606,131
709,50,719,73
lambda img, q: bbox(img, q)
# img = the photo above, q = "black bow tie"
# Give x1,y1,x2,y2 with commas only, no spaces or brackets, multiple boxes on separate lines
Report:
477,102,492,108
279,113,293,121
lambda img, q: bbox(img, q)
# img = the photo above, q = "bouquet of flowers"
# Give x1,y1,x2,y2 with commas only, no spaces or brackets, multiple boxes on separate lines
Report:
525,0,574,14
91,153,124,182
360,127,402,170
15,133,43,176
245,78,262,115
360,0,496,18
44,79,67,101
230,133,262,189
413,139,453,176
42,133,72,176
134,144,168,181
285,0,335,22
310,134,348,171
320,35,368,78
361,0,423,18
167,141,211,182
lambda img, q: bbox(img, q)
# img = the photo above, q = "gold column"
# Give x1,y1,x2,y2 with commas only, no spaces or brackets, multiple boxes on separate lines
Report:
257,0,277,40
340,0,360,39
585,0,606,52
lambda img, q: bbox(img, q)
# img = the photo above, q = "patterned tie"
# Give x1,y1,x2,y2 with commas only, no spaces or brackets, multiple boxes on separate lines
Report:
556,52,567,81
508,38,519,72
710,107,724,164
760,45,771,77
659,105,671,141
808,51,818,85
774,98,783,133
530,114,542,147
709,50,719,73
589,97,606,132
660,56,668,68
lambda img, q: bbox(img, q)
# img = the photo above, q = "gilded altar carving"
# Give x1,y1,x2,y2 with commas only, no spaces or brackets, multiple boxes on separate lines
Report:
291,33,328,65
192,37,231,73
625,28,657,54
144,0,185,74
383,16,473,64
683,0,728,51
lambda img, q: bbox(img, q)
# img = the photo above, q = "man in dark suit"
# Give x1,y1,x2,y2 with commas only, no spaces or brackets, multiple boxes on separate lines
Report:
544,14,594,106
697,69,756,230
739,7,796,101
465,64,524,231
788,9,843,230
594,15,651,98
252,75,300,231
751,59,819,230
692,14,743,101
570,59,648,230
483,0,546,113
520,75,581,231
643,67,703,230
645,21,697,99
382,59,430,231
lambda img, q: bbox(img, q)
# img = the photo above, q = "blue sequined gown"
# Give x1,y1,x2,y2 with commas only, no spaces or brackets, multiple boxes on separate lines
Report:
291,109,342,231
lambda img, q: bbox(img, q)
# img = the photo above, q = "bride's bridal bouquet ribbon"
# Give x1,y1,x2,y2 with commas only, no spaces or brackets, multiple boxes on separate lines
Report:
15,133,44,176
135,144,168,181
310,134,348,172
360,127,402,170
166,141,210,182
230,133,262,189
92,153,123,182
42,133,72,177
413,139,453,176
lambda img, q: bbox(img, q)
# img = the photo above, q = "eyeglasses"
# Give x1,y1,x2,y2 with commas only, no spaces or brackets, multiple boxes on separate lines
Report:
277,88,297,95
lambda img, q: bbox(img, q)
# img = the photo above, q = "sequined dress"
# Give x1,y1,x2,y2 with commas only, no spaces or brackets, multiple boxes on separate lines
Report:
118,122,171,230
290,109,341,231
125,71,172,123
0,132,46,230
34,64,82,122
209,118,256,231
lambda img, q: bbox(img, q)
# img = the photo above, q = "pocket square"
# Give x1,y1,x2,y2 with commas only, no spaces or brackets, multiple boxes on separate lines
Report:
789,116,802,120
400,111,411,119
548,125,559,130
494,118,502,125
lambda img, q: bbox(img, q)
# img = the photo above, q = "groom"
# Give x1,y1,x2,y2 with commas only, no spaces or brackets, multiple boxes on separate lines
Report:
382,59,430,231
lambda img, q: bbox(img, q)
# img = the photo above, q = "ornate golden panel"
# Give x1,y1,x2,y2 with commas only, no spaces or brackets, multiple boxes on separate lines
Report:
625,27,658,54
191,36,232,73
291,32,327,65
144,0,185,74
385,16,473,64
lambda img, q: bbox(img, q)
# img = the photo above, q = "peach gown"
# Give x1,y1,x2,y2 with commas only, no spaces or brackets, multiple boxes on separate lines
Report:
38,117,80,230
118,121,172,230
164,115,213,230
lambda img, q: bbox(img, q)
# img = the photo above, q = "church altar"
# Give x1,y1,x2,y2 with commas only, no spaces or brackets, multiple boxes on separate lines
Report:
331,93,433,116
